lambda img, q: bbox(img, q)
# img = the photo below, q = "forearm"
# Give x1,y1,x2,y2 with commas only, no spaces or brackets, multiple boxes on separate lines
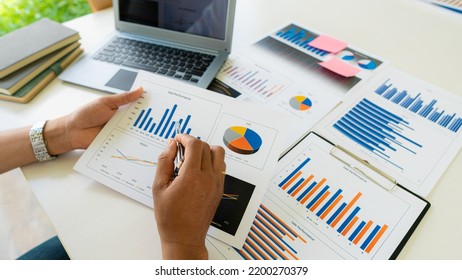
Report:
0,126,36,174
0,118,73,174
0,87,143,174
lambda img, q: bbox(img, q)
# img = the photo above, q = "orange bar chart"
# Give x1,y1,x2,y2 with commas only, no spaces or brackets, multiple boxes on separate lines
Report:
236,204,307,260
277,155,388,254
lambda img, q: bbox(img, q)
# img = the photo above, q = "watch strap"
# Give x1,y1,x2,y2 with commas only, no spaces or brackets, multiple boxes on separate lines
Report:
29,121,57,161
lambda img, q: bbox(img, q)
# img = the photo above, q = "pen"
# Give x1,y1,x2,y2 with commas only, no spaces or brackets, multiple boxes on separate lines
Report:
173,123,185,177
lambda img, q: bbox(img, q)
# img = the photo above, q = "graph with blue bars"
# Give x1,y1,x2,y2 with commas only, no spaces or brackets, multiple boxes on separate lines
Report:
133,104,192,139
275,154,389,254
234,204,308,260
375,79,462,133
333,98,423,170
275,25,329,57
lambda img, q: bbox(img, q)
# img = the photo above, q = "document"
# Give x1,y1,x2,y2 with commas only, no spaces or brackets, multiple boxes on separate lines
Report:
206,132,429,260
209,23,386,148
74,71,291,248
313,66,462,197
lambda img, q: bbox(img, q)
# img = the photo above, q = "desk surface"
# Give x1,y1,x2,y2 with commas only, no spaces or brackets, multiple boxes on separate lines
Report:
4,0,462,259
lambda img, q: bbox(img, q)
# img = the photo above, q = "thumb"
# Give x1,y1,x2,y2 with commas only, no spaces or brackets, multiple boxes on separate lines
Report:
106,86,144,109
153,139,177,191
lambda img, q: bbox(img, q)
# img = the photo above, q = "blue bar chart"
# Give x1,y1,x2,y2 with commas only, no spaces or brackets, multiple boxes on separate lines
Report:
275,155,389,254
119,91,222,143
320,69,462,195
375,79,462,133
333,98,423,169
133,104,193,139
275,25,329,57
206,133,429,260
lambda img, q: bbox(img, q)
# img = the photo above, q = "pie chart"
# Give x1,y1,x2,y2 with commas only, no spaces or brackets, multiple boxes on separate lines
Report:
223,126,263,155
338,50,354,61
289,96,312,111
358,59,377,70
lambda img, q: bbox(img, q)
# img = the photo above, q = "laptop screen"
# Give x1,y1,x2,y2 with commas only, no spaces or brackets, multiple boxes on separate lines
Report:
119,0,229,41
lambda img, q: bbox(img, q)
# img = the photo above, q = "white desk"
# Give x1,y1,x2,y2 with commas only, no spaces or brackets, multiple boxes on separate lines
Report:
3,0,461,259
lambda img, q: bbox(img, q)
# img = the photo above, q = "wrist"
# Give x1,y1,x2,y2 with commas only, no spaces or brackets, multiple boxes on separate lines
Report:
43,117,73,156
161,242,208,260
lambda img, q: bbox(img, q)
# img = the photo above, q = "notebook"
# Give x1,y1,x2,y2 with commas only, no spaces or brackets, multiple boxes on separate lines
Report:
0,18,80,78
0,47,83,103
0,42,80,95
60,0,236,92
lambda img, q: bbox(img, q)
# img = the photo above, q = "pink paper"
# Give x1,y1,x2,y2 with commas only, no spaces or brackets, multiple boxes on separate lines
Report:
319,57,360,78
309,35,347,54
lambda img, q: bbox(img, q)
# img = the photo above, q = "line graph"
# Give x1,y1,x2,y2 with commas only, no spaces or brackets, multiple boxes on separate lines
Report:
86,129,162,201
111,149,158,167
222,193,239,200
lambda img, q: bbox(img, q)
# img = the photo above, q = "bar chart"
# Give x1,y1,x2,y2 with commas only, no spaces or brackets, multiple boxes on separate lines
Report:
321,69,462,195
119,91,222,144
217,57,293,102
133,104,193,139
273,24,381,74
375,78,462,133
275,24,329,57
332,98,423,170
265,137,418,259
276,155,388,254
234,203,309,260
206,133,429,260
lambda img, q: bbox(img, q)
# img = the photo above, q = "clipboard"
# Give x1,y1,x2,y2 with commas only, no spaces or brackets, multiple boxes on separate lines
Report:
208,131,431,260
277,131,430,259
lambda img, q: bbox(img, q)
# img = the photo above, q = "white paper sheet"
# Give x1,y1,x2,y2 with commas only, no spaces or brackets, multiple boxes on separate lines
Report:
74,71,292,248
206,132,429,260
209,23,386,149
314,66,462,197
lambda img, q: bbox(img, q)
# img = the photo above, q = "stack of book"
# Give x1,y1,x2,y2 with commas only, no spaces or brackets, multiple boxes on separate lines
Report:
0,18,83,103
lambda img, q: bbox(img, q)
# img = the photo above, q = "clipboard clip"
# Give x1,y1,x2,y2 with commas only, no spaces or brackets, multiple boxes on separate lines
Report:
330,144,397,192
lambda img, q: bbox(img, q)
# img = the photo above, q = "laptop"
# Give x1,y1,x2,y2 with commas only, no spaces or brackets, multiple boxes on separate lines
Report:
60,0,236,92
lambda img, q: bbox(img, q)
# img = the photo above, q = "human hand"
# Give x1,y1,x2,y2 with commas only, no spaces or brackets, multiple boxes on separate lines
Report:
153,134,226,260
45,87,143,155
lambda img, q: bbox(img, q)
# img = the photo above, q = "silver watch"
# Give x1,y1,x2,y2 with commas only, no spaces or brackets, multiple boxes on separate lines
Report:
29,121,57,161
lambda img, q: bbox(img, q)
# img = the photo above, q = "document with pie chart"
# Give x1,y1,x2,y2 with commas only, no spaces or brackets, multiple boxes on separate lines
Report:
74,71,292,249
209,23,386,148
223,126,263,155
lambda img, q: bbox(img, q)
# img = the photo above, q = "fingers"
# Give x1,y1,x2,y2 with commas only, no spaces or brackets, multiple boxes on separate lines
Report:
211,146,226,174
201,141,213,171
175,134,225,176
153,139,177,190
174,134,203,171
105,86,144,109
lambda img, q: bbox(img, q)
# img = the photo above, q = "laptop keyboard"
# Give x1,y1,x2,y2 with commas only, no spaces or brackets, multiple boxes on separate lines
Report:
92,37,216,83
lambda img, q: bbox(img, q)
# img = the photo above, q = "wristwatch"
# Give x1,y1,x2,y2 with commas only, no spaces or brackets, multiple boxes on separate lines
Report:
29,120,57,161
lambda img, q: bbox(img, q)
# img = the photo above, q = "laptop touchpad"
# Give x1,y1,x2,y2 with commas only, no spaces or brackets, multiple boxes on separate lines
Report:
105,69,138,91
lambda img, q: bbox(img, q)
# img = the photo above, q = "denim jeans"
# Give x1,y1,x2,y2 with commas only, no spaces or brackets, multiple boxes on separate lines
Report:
17,236,70,260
